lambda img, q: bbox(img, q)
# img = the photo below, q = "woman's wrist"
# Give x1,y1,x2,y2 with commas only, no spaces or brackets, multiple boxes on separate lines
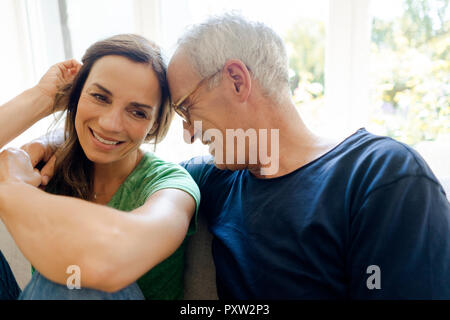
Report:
28,86,55,118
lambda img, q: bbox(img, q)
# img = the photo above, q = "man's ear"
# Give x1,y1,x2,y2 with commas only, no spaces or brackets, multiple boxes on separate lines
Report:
223,59,251,102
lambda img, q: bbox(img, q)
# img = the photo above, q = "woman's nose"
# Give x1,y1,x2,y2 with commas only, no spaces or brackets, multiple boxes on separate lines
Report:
98,107,123,133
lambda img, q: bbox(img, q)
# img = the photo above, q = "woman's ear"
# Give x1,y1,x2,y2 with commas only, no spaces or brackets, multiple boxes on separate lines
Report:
223,59,251,102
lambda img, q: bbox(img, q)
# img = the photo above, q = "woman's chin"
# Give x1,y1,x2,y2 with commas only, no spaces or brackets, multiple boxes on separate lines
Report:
82,149,115,164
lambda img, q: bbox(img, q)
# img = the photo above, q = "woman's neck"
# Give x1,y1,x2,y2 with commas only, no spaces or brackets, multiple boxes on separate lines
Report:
92,149,143,198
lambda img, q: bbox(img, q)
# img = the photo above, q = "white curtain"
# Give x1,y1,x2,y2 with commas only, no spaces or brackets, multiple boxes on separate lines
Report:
0,0,34,104
0,0,65,149
325,0,371,138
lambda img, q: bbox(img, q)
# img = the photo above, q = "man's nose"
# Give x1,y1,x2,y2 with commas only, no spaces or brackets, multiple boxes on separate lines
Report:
98,106,123,133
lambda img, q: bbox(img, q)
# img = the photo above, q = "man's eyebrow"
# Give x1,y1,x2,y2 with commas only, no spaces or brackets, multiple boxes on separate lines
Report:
130,102,154,110
92,83,113,96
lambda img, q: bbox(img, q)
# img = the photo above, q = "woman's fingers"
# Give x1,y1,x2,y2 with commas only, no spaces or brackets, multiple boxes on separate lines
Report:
59,59,82,81
32,168,43,187
61,58,82,69
40,154,56,186
36,59,82,101
21,141,46,167
21,140,57,186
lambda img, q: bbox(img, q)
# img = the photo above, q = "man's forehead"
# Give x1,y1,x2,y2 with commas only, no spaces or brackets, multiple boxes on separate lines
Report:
168,50,201,99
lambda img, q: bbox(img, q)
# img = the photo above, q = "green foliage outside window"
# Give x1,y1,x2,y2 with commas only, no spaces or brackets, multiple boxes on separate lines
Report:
370,0,449,145
284,19,326,128
284,19,325,106
283,0,449,146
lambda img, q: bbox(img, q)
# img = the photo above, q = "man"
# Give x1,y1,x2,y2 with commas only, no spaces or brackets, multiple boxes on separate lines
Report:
167,13,450,299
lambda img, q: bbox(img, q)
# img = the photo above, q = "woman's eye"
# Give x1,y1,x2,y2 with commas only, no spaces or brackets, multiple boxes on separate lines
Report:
131,110,148,119
91,93,107,102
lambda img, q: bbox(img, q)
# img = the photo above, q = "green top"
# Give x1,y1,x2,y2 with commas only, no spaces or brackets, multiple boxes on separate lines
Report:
34,151,200,300
106,152,200,299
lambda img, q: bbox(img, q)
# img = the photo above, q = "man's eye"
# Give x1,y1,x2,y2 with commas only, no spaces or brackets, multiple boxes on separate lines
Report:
179,103,190,112
91,93,107,102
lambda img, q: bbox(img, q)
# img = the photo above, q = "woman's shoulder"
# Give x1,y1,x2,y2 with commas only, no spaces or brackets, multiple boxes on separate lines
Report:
138,151,193,180
114,151,200,210
129,151,199,198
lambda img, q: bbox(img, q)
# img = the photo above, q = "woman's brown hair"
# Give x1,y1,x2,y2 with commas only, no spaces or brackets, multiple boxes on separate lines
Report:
49,34,173,200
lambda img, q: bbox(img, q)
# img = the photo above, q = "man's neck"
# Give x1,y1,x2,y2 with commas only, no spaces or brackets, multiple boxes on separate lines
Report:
248,102,338,179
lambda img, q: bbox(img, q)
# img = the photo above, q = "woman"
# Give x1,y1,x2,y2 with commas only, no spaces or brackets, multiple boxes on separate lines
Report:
0,34,200,300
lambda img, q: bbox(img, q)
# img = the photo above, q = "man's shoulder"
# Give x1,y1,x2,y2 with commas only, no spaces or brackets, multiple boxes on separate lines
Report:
180,155,236,186
333,129,443,206
345,129,437,180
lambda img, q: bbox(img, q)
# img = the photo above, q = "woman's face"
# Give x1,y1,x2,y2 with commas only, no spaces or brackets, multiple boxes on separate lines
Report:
75,55,161,165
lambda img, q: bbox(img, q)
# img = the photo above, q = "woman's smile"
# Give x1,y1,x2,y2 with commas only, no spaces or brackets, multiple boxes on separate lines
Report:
89,127,125,150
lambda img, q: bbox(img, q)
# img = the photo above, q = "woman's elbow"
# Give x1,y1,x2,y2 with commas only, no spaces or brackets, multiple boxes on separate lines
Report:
80,260,130,293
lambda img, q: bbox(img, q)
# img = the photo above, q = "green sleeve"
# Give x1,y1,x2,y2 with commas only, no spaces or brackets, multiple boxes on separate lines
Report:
139,163,201,236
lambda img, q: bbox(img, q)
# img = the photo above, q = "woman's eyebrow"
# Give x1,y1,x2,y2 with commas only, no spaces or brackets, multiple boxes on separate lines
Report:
92,83,113,96
130,102,154,110
91,83,154,109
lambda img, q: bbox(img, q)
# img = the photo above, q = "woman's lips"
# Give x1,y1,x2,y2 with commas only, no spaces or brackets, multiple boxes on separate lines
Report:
89,128,124,150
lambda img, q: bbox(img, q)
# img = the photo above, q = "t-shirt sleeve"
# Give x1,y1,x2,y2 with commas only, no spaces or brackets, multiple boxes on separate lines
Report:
140,163,201,236
348,175,450,299
179,155,213,186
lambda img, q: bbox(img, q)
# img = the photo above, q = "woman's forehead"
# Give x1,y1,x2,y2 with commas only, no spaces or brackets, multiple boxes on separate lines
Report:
86,55,162,106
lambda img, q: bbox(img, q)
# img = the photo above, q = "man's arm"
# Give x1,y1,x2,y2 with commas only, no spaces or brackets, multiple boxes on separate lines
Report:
0,181,195,293
348,175,450,299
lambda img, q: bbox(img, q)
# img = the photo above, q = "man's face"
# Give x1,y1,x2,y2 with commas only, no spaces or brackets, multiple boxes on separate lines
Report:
168,50,240,170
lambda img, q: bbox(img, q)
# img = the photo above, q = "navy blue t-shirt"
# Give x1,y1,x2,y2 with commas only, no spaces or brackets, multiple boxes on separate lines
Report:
181,128,450,299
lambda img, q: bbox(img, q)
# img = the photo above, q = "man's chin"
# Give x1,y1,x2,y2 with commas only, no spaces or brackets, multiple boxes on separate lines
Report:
212,159,248,172
212,161,227,171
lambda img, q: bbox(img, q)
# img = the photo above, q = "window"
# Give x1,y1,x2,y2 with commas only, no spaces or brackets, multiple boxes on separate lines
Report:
65,0,135,61
368,0,450,177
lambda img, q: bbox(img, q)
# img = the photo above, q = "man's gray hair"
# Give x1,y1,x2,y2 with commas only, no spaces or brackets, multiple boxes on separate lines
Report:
177,13,290,102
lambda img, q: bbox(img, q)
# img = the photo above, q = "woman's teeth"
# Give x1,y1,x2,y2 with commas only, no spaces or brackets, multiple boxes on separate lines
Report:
92,131,120,145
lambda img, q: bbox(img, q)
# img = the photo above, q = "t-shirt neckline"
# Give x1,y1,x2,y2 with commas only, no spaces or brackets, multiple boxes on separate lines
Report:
246,128,367,182
106,151,151,206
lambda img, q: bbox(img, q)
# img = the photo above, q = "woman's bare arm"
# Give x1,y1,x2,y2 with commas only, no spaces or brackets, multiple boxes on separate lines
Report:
0,88,52,149
0,59,81,149
0,181,195,293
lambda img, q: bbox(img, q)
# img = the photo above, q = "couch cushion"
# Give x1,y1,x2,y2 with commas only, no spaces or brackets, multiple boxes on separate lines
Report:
0,221,31,290
184,213,218,299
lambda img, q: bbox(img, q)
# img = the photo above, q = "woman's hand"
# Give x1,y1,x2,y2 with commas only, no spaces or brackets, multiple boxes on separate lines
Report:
21,138,58,187
34,59,82,110
0,148,42,187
